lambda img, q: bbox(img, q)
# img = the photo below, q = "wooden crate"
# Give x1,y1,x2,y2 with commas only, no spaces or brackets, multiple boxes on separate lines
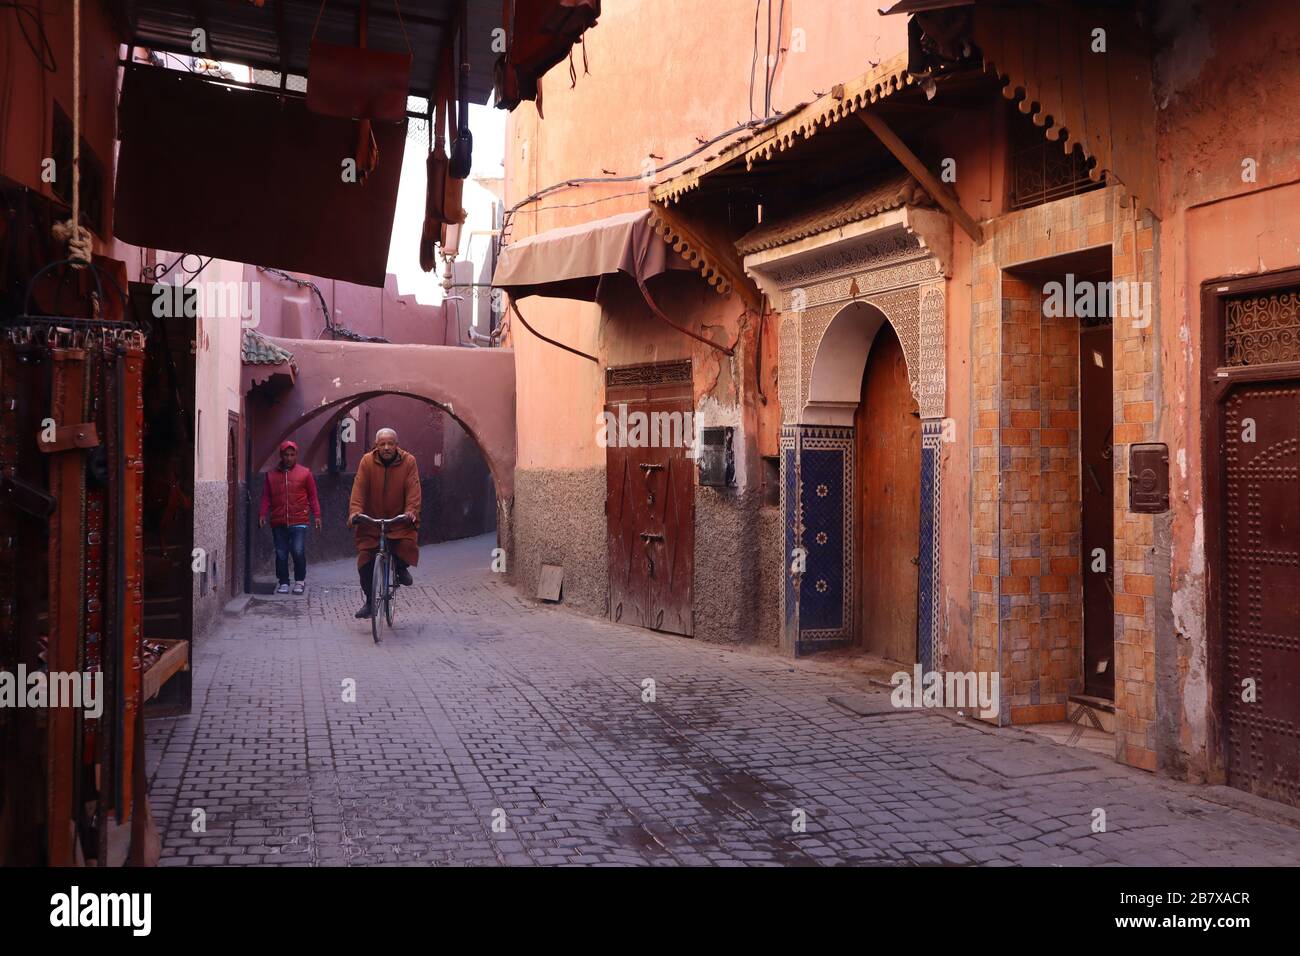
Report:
142,639,189,702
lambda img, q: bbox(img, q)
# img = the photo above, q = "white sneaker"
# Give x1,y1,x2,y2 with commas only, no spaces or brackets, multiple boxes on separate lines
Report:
276,583,290,594
292,582,305,595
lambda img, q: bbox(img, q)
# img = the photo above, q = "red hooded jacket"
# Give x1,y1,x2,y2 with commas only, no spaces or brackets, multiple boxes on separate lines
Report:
259,441,321,527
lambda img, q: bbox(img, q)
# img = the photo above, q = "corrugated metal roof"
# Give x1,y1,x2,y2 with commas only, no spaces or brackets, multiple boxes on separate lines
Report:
120,0,506,103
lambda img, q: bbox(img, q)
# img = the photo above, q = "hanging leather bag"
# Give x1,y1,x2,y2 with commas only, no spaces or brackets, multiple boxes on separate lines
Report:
449,0,474,179
305,0,413,122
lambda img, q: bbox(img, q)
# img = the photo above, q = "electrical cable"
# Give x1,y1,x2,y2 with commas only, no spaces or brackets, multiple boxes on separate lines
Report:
763,0,772,117
501,111,789,240
257,266,390,343
2,1,57,72
766,0,785,115
498,4,793,245
748,0,760,121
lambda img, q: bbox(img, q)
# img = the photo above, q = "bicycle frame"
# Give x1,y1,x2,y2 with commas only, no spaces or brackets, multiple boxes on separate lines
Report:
353,513,408,642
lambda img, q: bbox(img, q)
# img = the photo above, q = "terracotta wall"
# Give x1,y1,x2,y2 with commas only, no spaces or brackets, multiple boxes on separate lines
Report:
504,0,905,631
1,2,120,240
1153,0,1300,781
505,0,906,469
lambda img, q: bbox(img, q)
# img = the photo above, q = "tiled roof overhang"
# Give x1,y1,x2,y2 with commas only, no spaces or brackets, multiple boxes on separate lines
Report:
242,328,297,369
651,51,914,207
886,0,1160,216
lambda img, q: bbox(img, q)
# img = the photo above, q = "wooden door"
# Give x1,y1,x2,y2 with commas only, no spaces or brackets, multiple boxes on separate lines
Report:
227,414,239,598
1080,326,1115,698
1221,380,1300,805
606,363,694,636
855,324,920,662
137,291,198,716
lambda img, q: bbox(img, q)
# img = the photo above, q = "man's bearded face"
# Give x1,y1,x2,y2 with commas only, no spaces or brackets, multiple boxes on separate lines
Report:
279,446,298,469
376,433,398,462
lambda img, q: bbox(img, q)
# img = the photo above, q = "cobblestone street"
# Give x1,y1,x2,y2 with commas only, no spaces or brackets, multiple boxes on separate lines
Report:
145,536,1300,867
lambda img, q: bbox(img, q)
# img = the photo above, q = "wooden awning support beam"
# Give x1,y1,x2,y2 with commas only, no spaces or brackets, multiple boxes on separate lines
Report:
649,202,765,315
856,110,984,244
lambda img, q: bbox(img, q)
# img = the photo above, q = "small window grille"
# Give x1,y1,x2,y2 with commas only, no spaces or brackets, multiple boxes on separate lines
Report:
1224,287,1300,367
1008,107,1103,211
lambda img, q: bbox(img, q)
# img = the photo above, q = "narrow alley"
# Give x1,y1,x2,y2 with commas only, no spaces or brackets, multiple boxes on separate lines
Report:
145,537,1300,868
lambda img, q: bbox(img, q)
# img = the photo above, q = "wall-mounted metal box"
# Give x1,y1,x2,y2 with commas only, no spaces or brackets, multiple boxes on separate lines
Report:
698,426,735,487
1129,442,1170,514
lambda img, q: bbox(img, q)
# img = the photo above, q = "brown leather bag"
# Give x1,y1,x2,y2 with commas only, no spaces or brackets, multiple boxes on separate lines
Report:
306,41,412,122
420,33,467,272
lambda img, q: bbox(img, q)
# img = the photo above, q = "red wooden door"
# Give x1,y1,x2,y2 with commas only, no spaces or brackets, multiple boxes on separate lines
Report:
607,440,649,628
855,324,920,662
1221,380,1300,805
606,365,694,636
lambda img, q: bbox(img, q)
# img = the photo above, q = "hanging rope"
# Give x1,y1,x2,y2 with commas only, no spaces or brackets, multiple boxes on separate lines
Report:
51,0,92,267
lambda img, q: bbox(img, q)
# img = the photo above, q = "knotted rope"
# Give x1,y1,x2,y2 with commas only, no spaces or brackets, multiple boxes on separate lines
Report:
52,0,93,267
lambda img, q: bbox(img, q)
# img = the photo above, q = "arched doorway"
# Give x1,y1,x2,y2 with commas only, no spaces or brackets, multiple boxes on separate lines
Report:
756,229,947,662
854,322,920,663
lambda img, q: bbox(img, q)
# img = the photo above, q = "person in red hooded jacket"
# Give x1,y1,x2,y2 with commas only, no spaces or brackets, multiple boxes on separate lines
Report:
258,440,322,594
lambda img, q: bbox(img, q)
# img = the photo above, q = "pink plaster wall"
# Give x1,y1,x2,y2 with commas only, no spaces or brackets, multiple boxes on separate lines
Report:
248,266,474,476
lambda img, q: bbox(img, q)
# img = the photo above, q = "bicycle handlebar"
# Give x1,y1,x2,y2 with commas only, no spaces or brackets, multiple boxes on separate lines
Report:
352,513,410,527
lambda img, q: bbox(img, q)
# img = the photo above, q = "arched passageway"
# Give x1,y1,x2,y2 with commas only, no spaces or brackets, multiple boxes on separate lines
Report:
245,337,515,499
241,337,516,593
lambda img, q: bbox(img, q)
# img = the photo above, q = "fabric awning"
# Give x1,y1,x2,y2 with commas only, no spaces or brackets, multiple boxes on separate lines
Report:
493,209,688,301
879,0,972,13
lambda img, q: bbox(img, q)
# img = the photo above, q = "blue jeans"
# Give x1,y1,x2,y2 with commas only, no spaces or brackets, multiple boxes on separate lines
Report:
273,524,308,584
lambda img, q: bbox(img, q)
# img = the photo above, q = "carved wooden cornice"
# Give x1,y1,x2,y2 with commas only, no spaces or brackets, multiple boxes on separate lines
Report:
647,203,764,313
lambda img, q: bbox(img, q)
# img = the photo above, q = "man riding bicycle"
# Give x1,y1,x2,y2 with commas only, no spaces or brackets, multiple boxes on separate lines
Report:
348,428,421,619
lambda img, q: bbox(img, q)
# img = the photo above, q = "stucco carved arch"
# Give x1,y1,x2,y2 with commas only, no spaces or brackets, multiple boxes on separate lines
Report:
804,300,916,426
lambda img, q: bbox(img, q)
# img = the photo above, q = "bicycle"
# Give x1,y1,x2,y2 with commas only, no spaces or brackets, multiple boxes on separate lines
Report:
351,513,408,644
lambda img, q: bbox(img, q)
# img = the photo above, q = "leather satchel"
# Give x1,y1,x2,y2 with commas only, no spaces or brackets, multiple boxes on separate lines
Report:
449,2,474,180
306,41,412,122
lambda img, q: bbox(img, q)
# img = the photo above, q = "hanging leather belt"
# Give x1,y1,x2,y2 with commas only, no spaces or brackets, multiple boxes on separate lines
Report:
0,343,22,855
44,346,89,866
115,344,145,824
0,339,45,863
83,347,105,809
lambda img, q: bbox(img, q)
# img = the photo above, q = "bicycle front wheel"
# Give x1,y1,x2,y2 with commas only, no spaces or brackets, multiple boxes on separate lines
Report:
385,573,396,628
371,554,387,644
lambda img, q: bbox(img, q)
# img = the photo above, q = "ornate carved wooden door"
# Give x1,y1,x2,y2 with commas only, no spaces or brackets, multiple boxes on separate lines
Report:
1209,278,1300,807
855,324,921,662
605,362,694,637
1221,380,1300,804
